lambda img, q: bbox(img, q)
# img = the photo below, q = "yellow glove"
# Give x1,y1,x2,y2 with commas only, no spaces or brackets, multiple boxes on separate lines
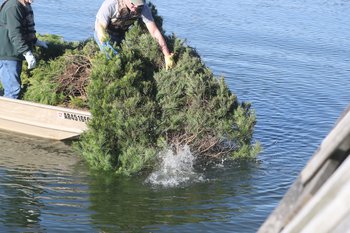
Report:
165,53,175,70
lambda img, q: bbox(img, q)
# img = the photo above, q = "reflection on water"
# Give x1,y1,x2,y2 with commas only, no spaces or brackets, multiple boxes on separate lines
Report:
0,167,43,231
0,130,81,170
0,130,262,232
0,130,92,232
87,160,261,232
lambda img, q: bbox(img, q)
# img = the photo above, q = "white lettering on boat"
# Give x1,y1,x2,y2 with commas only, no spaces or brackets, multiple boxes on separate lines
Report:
57,112,91,123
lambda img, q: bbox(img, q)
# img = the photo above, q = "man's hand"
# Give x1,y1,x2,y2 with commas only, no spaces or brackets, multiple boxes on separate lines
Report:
102,41,118,58
165,53,175,70
23,51,36,69
35,39,48,48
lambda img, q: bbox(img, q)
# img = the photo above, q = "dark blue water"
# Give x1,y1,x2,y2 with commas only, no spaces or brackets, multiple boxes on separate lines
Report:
0,0,349,232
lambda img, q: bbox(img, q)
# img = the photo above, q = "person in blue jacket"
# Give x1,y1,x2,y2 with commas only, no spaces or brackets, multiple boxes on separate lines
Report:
94,0,174,70
0,0,47,99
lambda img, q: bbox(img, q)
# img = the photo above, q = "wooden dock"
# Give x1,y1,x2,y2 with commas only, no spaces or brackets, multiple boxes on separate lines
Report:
258,105,350,233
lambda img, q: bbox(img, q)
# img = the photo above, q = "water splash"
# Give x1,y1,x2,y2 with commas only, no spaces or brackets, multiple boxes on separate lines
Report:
145,145,205,187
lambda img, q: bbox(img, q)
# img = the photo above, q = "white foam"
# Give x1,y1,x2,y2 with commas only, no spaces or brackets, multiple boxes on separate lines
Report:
145,145,205,187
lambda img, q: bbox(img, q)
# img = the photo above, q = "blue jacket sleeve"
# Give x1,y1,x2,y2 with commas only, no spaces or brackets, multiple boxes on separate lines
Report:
6,5,30,55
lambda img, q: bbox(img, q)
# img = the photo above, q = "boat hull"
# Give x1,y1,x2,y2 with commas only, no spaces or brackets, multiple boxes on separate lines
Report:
0,97,91,140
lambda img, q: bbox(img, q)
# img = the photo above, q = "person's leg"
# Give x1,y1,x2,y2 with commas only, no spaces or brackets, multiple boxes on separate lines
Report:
0,60,22,99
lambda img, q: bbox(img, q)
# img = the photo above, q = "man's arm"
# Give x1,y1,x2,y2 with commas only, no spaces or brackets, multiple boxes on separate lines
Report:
145,21,170,57
95,0,116,44
95,21,108,44
6,5,30,54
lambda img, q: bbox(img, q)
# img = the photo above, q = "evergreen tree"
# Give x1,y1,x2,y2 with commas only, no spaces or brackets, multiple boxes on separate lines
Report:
19,3,260,175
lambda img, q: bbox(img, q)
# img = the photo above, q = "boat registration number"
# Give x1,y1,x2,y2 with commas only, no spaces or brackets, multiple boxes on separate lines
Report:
57,112,91,123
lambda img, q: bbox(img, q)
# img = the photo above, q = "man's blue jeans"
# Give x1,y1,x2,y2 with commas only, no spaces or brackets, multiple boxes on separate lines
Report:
0,60,22,99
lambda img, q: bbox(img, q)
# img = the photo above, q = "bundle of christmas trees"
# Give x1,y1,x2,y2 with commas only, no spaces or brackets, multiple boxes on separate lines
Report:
20,3,260,175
